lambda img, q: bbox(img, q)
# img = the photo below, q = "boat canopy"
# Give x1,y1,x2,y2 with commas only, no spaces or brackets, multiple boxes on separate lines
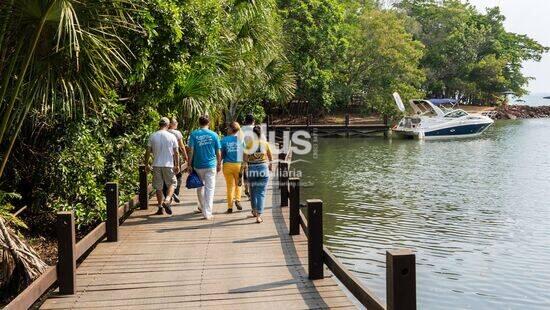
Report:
428,98,458,105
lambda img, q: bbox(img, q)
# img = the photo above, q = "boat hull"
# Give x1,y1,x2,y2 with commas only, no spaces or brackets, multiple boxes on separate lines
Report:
424,122,492,138
393,122,493,140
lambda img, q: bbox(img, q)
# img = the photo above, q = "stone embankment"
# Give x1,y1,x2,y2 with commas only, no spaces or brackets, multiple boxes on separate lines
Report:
493,105,550,120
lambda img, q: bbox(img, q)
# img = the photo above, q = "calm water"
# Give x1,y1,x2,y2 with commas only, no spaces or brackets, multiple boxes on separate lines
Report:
294,119,550,309
513,92,550,106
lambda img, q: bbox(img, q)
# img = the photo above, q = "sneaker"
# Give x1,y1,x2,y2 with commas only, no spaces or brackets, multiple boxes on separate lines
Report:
172,194,180,203
235,201,242,210
154,207,164,215
162,199,173,215
226,208,233,214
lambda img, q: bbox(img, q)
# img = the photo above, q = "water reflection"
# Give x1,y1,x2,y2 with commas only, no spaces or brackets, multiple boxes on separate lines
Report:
295,119,550,309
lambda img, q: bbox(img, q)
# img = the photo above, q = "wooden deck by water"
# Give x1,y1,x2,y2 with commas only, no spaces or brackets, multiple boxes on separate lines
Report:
40,173,357,309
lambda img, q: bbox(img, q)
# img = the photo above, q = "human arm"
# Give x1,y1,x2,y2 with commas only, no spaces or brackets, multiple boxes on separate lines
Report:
187,134,194,172
216,135,222,173
172,147,180,174
216,150,222,173
178,139,189,167
144,147,152,172
266,143,273,171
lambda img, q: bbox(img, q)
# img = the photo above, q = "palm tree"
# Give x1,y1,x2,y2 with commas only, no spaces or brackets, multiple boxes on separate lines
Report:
0,0,138,288
222,0,296,121
0,0,139,180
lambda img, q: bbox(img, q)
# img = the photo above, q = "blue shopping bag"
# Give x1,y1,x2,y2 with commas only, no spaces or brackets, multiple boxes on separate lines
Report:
185,170,204,189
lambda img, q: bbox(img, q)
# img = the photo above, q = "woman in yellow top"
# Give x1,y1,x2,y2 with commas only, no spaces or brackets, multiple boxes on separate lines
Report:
221,122,243,213
242,125,272,223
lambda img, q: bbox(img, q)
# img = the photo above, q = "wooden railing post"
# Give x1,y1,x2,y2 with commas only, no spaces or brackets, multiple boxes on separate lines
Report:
57,211,76,295
289,178,300,235
279,162,289,207
139,165,148,210
106,182,119,242
386,249,416,310
307,199,323,280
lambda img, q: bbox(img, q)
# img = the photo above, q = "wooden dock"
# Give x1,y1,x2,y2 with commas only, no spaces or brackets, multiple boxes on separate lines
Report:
269,123,389,137
39,172,357,309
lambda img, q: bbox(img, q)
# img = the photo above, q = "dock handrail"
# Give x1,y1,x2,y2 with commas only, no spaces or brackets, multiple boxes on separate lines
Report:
5,166,153,310
284,171,416,310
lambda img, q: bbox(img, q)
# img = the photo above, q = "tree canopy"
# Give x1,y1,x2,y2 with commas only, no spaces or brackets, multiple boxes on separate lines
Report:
397,0,548,104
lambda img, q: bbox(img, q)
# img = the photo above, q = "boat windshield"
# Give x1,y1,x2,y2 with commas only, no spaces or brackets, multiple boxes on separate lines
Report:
444,109,468,118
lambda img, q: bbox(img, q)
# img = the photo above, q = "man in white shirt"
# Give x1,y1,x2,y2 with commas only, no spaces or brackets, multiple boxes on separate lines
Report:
162,117,189,203
145,117,179,215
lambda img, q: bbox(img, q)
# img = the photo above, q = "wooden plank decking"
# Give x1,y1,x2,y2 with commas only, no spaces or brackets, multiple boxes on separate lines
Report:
40,172,357,309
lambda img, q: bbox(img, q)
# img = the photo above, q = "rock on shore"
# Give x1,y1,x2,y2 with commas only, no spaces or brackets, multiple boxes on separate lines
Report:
494,105,550,120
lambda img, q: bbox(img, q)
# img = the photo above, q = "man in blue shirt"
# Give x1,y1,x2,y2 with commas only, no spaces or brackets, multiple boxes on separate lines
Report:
188,115,221,220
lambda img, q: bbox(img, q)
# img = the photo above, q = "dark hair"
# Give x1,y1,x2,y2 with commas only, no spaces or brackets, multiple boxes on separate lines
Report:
252,125,262,137
199,115,210,126
244,113,255,125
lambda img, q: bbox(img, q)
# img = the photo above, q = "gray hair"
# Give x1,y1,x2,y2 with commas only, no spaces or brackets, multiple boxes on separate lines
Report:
159,117,170,127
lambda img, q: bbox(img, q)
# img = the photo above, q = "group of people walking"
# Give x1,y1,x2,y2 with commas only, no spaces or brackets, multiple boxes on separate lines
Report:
145,114,273,223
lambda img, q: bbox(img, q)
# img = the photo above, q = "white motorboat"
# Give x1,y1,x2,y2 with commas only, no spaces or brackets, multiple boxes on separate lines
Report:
392,93,494,139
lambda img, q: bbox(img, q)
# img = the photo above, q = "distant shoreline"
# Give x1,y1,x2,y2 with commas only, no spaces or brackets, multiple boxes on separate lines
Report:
270,105,550,126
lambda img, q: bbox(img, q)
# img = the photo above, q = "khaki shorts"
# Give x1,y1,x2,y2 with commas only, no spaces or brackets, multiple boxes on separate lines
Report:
153,167,177,191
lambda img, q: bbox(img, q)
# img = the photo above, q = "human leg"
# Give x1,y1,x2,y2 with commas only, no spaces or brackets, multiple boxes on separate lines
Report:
153,167,165,214
161,167,177,215
232,164,242,203
254,175,269,215
248,164,268,220
196,168,216,219
223,164,235,211
173,172,182,202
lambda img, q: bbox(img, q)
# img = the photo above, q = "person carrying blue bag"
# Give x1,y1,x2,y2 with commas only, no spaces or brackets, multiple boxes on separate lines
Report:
187,115,222,220
145,117,180,216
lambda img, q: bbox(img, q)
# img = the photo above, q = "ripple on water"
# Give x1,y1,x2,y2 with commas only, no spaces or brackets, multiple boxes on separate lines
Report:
296,119,550,309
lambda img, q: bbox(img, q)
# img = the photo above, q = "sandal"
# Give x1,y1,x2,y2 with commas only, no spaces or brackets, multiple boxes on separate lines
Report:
256,216,263,223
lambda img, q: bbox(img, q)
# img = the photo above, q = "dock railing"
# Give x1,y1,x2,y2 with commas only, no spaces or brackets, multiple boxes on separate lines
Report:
279,154,417,310
5,165,153,310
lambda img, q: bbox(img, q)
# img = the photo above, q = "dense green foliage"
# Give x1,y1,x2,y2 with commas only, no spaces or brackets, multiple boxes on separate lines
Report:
278,0,346,109
0,0,546,228
337,8,425,115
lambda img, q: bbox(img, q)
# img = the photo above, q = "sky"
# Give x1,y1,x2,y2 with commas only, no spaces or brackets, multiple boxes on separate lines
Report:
467,0,550,93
